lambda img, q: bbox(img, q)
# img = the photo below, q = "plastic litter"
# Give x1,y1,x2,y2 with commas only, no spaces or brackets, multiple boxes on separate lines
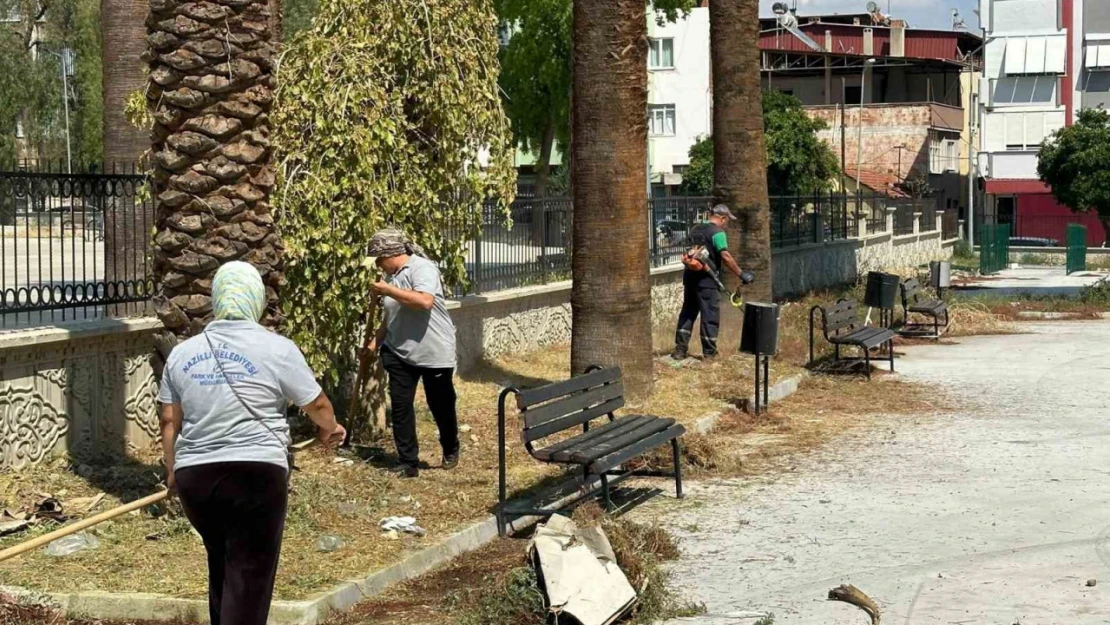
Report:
44,532,100,557
379,516,426,537
315,535,346,552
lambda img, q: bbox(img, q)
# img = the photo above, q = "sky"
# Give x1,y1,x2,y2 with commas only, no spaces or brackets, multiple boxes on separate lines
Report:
759,0,982,32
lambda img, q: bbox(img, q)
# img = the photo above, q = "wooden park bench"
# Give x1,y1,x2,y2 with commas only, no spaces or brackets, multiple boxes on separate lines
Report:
900,277,949,339
808,299,896,380
496,366,686,536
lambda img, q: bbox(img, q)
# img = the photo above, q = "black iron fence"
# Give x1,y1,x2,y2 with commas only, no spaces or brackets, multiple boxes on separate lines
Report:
769,194,857,248
942,210,959,240
0,161,152,328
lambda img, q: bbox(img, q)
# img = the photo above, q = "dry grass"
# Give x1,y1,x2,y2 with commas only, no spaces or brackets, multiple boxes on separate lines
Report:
0,339,801,601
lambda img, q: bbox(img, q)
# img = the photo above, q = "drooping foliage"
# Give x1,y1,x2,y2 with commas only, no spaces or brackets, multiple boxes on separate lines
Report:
273,0,517,388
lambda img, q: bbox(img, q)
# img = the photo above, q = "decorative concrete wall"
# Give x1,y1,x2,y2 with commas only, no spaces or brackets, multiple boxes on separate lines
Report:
451,266,685,372
772,239,860,297
856,231,953,276
0,319,163,470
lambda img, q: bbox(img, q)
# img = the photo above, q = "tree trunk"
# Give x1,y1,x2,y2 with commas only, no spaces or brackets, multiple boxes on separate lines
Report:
711,0,772,335
570,0,653,400
102,0,149,166
102,0,152,312
147,0,283,338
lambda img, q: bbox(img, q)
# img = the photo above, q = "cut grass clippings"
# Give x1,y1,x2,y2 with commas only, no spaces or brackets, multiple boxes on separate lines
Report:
0,341,802,602
324,506,701,625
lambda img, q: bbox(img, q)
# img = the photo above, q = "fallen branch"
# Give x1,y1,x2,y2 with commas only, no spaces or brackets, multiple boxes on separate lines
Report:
828,584,880,625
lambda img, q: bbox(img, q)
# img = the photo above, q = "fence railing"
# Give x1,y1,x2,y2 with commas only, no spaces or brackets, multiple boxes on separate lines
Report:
942,210,959,240
0,163,152,328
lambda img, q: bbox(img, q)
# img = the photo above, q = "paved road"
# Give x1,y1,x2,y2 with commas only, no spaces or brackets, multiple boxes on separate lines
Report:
656,321,1110,625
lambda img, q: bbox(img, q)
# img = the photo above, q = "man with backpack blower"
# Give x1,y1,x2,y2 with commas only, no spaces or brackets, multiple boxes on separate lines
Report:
673,204,755,361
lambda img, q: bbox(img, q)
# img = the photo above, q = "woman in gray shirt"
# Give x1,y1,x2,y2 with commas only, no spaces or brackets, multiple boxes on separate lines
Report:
159,261,345,625
366,228,460,478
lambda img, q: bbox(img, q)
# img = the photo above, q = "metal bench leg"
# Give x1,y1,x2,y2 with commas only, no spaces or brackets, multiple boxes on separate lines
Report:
933,315,939,340
864,347,872,380
600,473,612,510
889,339,895,372
835,344,841,362
672,438,684,499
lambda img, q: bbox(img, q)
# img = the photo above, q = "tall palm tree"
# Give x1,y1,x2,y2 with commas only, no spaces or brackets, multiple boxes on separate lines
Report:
711,0,772,309
102,0,148,166
569,0,654,399
146,0,282,337
101,0,149,294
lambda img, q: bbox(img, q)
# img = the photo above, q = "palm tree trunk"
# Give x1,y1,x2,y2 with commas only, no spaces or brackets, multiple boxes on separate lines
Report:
146,0,283,337
711,0,772,314
102,0,151,309
570,0,653,400
102,0,149,166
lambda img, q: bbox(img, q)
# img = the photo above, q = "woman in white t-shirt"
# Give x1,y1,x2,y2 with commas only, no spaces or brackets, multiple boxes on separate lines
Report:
158,261,345,625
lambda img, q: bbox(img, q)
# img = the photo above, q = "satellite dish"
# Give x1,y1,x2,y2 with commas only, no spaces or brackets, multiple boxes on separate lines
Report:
866,1,880,12
772,2,788,15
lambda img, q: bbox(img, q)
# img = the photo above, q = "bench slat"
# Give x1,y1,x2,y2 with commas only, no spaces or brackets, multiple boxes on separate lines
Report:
532,415,655,461
516,367,621,410
522,380,625,430
824,300,859,333
523,396,626,442
588,424,687,475
559,417,675,464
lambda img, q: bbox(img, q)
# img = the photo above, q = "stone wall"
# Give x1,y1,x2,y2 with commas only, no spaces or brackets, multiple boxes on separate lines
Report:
857,231,952,276
0,319,163,470
451,266,684,372
773,239,860,297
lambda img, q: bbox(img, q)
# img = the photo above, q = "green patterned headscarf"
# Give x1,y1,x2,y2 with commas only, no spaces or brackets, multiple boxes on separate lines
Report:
212,261,266,322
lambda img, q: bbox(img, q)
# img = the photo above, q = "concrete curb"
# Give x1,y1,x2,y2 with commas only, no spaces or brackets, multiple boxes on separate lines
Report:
693,373,808,434
5,373,812,624
1016,311,1110,320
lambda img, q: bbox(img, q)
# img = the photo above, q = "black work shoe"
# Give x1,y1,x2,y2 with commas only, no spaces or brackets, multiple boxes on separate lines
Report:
397,464,419,478
443,453,459,470
670,350,688,361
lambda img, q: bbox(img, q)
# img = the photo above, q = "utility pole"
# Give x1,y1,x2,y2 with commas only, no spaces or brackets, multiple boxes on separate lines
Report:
856,59,876,193
36,44,72,174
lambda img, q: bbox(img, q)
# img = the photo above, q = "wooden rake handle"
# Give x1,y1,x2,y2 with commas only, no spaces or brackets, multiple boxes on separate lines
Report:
0,490,169,564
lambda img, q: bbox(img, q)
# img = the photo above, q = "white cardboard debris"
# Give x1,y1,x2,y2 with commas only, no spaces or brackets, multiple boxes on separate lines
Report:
379,516,426,537
529,515,637,625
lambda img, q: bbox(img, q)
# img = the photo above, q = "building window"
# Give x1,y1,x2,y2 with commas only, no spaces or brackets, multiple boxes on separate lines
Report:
844,86,863,105
649,38,674,70
929,131,960,174
649,104,676,136
15,121,23,139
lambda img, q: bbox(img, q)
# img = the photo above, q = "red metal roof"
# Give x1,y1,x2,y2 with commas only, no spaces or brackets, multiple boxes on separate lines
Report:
845,170,909,198
759,23,979,64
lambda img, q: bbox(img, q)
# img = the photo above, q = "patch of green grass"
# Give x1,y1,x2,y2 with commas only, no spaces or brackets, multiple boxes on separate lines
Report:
754,613,776,625
1017,252,1063,266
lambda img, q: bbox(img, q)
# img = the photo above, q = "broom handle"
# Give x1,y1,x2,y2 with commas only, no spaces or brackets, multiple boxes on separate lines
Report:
0,490,169,563
346,295,380,423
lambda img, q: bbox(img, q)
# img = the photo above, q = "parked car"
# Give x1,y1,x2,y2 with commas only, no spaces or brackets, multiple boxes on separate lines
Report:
1010,237,1059,247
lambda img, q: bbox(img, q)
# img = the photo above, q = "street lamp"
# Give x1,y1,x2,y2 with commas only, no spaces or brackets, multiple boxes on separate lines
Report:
855,58,877,194
34,44,73,174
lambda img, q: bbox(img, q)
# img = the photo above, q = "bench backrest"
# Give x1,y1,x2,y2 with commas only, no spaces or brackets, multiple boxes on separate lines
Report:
902,277,925,306
820,299,862,337
516,367,625,444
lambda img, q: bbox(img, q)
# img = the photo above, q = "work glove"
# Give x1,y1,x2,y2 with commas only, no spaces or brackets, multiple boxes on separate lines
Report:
740,271,756,285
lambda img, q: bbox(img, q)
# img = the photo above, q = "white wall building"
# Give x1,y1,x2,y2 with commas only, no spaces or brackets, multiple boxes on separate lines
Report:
647,6,711,195
978,0,1068,189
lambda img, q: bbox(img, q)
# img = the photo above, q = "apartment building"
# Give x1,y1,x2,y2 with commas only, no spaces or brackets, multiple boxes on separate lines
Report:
979,0,1108,245
646,4,711,195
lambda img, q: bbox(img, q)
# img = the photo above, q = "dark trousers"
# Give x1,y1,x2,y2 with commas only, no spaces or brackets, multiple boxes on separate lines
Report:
675,280,721,357
380,347,460,467
176,462,288,625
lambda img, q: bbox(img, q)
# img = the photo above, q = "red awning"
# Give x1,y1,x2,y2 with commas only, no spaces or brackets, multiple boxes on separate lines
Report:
984,179,1050,194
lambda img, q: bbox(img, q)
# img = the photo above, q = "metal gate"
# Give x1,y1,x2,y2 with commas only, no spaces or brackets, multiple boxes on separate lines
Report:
1066,223,1087,275
980,224,1011,275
